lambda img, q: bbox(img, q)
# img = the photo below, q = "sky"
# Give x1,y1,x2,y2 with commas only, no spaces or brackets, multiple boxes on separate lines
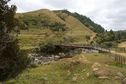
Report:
9,0,126,31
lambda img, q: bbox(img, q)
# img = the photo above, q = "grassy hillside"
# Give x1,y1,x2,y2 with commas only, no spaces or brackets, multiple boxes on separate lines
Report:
16,9,95,50
54,10,105,33
55,12,95,44
6,53,126,84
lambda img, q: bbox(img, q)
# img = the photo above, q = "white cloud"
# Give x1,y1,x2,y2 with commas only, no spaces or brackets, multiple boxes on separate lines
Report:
9,0,126,31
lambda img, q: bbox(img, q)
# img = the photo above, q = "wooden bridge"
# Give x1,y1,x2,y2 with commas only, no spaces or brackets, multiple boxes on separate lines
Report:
55,44,110,53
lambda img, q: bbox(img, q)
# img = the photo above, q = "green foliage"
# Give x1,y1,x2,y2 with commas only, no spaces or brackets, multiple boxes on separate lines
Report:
72,13,105,33
18,15,43,28
105,30,115,41
38,43,58,55
55,10,105,33
0,0,30,81
94,30,121,48
0,0,17,33
54,9,71,15
85,35,91,41
101,42,117,48
36,42,70,55
48,22,66,31
0,39,30,81
95,29,126,47
114,31,126,40
19,15,66,31
98,30,126,44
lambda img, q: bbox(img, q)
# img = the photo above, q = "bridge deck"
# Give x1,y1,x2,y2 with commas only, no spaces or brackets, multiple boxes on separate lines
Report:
55,44,110,52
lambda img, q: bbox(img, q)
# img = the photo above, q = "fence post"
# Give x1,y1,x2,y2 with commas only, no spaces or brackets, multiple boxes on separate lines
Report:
117,55,119,65
115,55,117,65
120,56,123,67
118,55,120,65
124,57,126,65
123,57,125,65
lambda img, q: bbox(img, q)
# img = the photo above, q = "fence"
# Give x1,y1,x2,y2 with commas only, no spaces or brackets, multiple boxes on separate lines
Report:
112,54,126,66
57,44,126,66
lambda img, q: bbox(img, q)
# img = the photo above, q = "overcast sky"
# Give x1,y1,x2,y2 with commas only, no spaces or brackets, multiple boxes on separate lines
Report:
9,0,126,31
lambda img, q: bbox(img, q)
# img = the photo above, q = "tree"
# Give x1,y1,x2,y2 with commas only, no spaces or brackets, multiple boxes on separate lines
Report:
0,0,29,82
71,12,105,33
85,35,91,43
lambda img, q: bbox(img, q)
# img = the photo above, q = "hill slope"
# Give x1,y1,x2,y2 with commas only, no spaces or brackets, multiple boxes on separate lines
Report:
55,11,95,44
16,9,96,49
54,10,105,33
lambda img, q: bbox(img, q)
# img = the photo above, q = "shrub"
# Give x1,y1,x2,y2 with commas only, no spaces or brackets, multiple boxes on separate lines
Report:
0,39,30,81
101,42,117,48
0,0,30,81
36,43,70,55
48,22,66,31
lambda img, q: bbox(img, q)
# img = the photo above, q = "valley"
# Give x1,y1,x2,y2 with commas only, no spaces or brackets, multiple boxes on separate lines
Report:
1,8,126,84
13,9,126,84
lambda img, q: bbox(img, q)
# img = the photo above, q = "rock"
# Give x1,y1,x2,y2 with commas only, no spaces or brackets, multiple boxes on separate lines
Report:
94,69,109,77
29,53,66,65
73,74,77,76
82,77,84,80
72,76,77,81
82,69,86,72
59,53,65,57
43,62,51,65
122,78,126,84
92,62,101,72
98,76,109,79
35,58,39,61
80,55,85,58
114,76,121,80
54,56,60,61
79,59,90,64
92,63,110,79
105,64,109,67
86,72,90,77
92,62,101,69
117,72,125,80
42,77,48,81
93,68,99,71
67,70,71,76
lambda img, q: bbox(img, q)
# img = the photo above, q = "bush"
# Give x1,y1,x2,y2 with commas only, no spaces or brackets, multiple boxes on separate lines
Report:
101,42,117,48
39,43,57,55
0,39,30,81
36,43,70,55
49,22,66,31
0,0,30,82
